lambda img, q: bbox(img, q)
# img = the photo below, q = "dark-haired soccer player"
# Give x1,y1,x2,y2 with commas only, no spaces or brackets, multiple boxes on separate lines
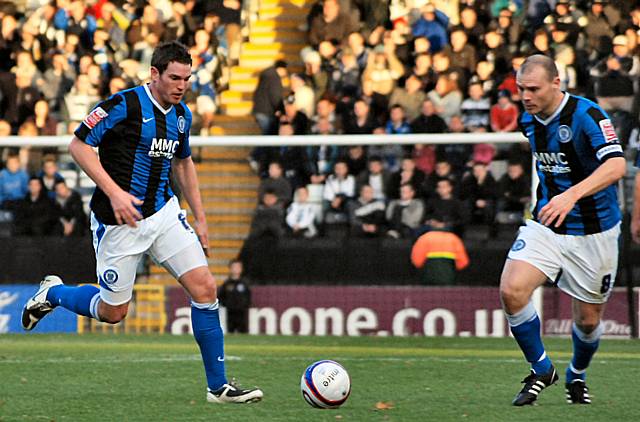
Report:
500,54,625,406
21,41,263,404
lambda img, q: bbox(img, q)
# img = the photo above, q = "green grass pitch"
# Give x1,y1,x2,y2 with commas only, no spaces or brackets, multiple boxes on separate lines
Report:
1,334,639,421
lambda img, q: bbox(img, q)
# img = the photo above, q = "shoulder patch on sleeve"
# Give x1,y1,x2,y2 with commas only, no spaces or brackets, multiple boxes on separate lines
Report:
598,118,618,143
83,107,109,129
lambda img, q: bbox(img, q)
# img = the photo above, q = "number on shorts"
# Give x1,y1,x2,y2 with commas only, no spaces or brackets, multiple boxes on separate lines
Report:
600,274,611,294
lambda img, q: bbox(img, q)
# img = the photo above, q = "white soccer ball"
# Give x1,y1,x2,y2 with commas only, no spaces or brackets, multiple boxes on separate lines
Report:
300,360,351,409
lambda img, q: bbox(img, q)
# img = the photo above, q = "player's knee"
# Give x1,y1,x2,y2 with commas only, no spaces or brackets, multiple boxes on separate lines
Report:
575,320,599,335
499,282,526,313
99,304,129,324
191,275,218,303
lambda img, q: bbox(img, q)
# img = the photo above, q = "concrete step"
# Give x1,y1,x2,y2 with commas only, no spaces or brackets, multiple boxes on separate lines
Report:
200,175,259,184
251,19,303,30
198,147,253,160
229,77,258,92
220,101,253,116
206,214,253,224
211,239,245,248
212,115,257,125
209,125,261,136
201,189,256,199
196,162,252,173
220,90,253,103
249,30,306,44
242,42,305,55
260,0,310,8
239,55,302,69
259,6,309,19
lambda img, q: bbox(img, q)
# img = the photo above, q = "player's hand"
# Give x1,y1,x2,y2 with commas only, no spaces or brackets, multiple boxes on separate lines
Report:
538,190,578,228
631,217,640,244
194,219,210,257
110,190,143,227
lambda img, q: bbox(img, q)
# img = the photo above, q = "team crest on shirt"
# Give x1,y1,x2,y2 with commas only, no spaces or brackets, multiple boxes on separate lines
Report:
102,269,119,285
83,107,108,129
599,119,618,143
558,125,572,143
177,116,186,133
511,239,526,252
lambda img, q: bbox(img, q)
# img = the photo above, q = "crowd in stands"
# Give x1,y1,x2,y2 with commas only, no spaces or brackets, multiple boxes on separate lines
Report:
246,0,640,241
2,0,640,242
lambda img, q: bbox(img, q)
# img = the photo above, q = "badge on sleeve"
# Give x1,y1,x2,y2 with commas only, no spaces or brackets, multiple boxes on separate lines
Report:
599,119,618,143
83,107,108,129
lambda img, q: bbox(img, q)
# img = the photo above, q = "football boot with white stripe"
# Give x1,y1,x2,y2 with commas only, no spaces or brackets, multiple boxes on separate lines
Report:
565,379,591,404
207,382,263,404
512,366,558,406
21,275,63,331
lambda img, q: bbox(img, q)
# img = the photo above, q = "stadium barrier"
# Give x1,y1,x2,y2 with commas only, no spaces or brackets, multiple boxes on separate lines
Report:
2,284,637,338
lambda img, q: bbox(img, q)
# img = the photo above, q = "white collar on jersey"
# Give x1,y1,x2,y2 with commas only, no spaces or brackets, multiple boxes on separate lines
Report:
533,92,569,126
143,83,173,115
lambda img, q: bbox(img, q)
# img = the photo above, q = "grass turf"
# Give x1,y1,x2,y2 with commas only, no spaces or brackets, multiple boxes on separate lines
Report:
0,334,639,421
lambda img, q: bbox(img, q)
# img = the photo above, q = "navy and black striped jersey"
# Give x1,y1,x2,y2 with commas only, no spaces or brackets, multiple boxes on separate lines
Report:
74,84,192,225
519,93,623,235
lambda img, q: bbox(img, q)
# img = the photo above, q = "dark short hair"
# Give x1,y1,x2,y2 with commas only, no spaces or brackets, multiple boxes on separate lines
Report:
151,41,192,75
274,59,288,70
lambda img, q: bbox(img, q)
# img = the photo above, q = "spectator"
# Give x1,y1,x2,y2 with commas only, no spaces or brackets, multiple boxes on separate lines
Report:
411,52,438,93
323,160,355,224
582,0,616,51
423,178,469,236
411,3,449,53
385,104,411,135
412,144,437,176
0,155,29,212
460,81,491,132
427,73,463,124
459,6,485,49
312,95,342,134
280,95,311,135
308,0,356,47
443,26,477,80
554,44,578,93
347,183,387,237
252,60,287,135
218,259,251,334
422,159,461,200
248,189,285,240
54,0,98,51
343,98,376,134
411,229,469,285
494,7,524,53
24,99,58,136
286,186,318,238
62,73,100,125
38,156,64,200
328,47,361,100
386,183,424,238
590,34,639,115
388,74,427,122
361,43,404,98
388,156,426,199
357,155,392,201
490,89,519,132
53,179,87,237
306,144,340,184
410,98,448,134
13,176,59,236
290,73,315,119
14,71,40,128
302,49,329,99
347,32,370,72
341,145,367,177
189,28,220,133
496,161,530,225
460,162,498,227
257,161,292,207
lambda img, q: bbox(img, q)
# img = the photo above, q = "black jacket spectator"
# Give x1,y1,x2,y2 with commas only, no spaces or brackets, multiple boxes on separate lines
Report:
14,178,59,236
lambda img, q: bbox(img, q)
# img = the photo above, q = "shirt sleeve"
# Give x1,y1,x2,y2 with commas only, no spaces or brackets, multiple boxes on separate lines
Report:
582,106,624,162
74,94,127,147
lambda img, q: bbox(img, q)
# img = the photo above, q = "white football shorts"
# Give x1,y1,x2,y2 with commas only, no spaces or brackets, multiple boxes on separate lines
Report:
507,219,620,304
90,196,207,305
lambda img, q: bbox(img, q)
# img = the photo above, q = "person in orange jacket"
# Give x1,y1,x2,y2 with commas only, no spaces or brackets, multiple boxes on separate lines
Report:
411,230,469,285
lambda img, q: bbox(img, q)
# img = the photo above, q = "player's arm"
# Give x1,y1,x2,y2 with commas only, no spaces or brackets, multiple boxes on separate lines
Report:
539,157,625,228
69,137,142,227
631,171,640,243
172,156,209,257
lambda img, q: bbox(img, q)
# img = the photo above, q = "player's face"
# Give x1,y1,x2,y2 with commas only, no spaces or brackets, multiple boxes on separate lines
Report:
516,66,561,117
150,61,192,107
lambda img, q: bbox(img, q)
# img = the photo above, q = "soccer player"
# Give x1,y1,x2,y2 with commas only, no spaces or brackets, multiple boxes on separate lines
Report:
21,41,263,404
500,55,625,406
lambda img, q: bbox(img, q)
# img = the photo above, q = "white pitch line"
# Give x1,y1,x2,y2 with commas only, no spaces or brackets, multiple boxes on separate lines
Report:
0,355,622,365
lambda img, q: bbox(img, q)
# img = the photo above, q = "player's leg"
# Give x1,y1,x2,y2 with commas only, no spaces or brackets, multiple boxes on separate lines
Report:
22,219,144,330
500,259,553,374
564,299,605,404
161,245,263,403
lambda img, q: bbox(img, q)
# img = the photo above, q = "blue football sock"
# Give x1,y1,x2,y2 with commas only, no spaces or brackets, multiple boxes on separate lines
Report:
506,301,552,374
191,300,228,390
46,284,101,319
566,323,602,383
